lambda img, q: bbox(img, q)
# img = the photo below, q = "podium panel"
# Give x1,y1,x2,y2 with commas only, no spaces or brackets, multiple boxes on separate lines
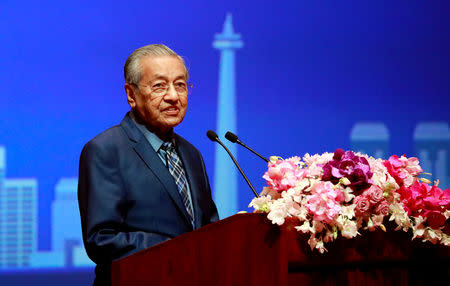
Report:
111,213,449,286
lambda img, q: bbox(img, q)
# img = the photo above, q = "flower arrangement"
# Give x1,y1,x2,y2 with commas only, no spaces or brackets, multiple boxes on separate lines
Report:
249,149,450,253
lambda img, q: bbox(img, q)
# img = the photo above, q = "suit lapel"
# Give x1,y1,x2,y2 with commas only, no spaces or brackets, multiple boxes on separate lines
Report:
120,113,193,227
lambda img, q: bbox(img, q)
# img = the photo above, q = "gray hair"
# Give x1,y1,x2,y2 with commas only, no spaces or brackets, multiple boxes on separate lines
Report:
124,44,189,85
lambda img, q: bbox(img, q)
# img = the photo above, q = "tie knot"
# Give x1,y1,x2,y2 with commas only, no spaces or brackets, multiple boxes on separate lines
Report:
161,141,174,152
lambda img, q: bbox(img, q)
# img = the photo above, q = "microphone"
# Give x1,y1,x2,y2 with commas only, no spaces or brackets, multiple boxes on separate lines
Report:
225,131,269,163
206,130,259,198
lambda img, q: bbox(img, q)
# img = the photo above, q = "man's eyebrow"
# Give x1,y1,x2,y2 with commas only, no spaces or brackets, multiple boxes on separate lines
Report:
150,74,187,81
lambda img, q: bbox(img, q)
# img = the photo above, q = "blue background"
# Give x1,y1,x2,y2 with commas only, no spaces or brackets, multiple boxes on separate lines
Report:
0,0,449,283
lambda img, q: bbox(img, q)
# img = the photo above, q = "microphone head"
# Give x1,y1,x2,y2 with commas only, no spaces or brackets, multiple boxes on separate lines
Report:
225,131,239,143
206,130,219,142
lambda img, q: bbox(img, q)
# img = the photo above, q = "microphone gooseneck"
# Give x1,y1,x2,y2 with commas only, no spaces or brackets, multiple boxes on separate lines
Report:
224,131,269,163
206,130,259,198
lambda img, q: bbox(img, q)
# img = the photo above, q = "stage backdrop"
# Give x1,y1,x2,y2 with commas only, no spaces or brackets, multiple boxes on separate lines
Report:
0,1,449,285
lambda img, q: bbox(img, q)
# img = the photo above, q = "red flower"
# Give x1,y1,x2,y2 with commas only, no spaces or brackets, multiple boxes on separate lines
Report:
426,211,446,229
397,182,449,229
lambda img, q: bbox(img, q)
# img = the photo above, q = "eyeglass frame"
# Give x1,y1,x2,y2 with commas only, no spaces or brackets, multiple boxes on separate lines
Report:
130,80,193,97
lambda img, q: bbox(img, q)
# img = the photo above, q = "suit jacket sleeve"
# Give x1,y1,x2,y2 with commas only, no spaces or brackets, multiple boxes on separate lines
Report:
78,141,170,264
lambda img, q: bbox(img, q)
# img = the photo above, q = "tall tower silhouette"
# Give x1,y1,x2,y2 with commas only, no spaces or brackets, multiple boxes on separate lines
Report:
212,14,243,218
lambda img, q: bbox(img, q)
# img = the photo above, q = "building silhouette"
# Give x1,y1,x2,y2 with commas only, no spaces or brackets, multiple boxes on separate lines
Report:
0,147,4,189
30,177,94,268
0,146,38,269
212,13,243,218
52,179,81,253
350,122,390,159
350,122,449,190
414,122,449,190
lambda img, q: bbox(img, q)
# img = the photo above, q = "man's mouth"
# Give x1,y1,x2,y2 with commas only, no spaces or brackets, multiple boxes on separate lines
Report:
163,106,180,115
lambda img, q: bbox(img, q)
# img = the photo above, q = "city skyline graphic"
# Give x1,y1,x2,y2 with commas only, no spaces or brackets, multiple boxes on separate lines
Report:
0,13,448,270
1,120,448,270
0,149,93,269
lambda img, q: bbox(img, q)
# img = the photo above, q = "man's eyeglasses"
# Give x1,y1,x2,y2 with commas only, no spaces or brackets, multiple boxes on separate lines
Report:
132,81,193,96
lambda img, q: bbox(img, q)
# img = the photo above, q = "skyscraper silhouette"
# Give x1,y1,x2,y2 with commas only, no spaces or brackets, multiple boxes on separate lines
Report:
0,146,38,269
51,178,81,253
212,14,243,218
30,177,94,268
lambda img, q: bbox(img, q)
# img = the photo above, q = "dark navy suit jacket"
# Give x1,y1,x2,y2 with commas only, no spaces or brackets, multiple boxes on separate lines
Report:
78,113,219,285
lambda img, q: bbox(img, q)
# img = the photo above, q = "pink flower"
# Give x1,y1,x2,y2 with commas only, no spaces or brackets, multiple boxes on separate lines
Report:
249,149,450,253
263,158,305,192
423,186,450,211
397,183,428,216
444,189,450,209
366,185,384,205
405,157,423,176
383,155,423,188
375,200,389,216
305,182,343,223
354,195,370,216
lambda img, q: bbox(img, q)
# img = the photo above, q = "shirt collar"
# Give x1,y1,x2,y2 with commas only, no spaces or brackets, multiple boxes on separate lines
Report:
129,111,174,153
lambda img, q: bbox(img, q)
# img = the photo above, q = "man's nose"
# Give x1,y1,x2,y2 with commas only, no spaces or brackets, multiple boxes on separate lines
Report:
164,84,179,101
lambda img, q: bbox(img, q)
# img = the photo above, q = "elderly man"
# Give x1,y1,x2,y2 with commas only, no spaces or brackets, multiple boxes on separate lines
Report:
78,44,219,286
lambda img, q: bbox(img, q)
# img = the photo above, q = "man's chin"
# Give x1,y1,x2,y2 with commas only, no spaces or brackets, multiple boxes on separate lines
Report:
164,116,184,127
141,115,185,136
159,119,183,132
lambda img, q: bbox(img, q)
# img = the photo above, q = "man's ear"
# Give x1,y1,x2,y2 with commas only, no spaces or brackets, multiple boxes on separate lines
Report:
125,83,136,108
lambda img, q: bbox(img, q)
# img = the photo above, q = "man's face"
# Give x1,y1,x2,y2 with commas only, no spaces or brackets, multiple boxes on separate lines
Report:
125,55,188,135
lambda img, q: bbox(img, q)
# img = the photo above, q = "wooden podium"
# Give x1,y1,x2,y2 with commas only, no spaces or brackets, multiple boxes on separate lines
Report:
111,213,449,286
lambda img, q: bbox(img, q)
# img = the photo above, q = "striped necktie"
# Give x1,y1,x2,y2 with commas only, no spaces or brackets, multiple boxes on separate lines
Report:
161,141,194,225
